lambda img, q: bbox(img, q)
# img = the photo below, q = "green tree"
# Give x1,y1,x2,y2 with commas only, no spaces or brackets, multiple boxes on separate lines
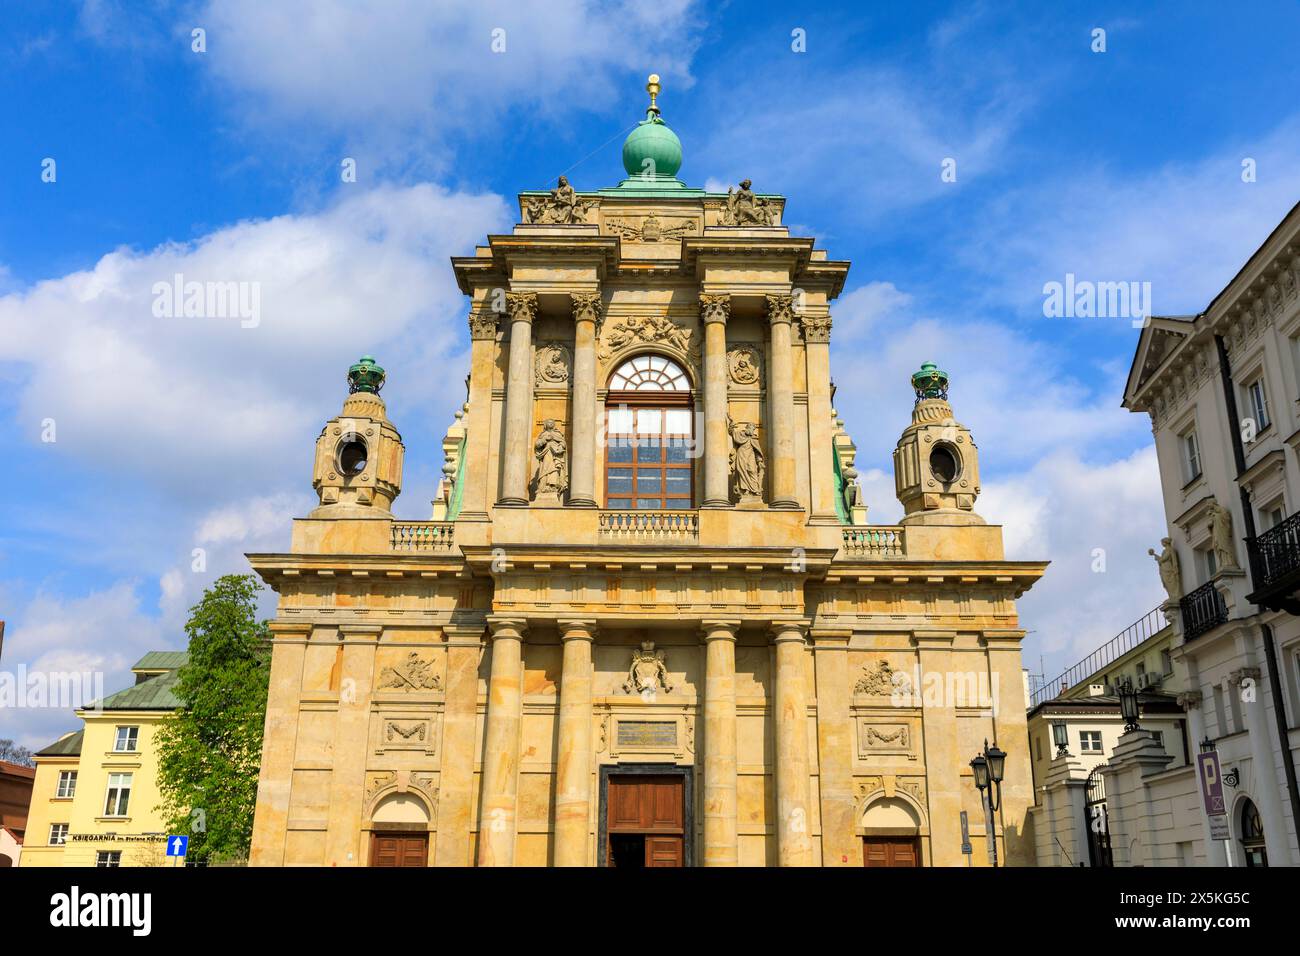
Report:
155,574,270,863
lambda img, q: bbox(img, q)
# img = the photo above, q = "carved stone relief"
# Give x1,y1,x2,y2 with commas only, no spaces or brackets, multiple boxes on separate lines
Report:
534,343,571,385
599,315,698,368
377,652,441,692
727,345,761,385
722,179,777,226
607,213,697,242
622,641,673,696
854,659,910,697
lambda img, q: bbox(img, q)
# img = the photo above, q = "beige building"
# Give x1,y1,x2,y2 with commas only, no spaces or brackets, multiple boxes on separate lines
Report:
247,78,1046,867
21,652,185,867
1121,200,1300,866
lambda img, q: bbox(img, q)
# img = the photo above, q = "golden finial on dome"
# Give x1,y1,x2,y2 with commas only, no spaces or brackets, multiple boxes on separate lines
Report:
646,73,661,115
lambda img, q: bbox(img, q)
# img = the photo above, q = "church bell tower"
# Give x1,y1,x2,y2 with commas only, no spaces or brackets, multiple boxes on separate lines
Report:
310,355,404,517
893,362,983,524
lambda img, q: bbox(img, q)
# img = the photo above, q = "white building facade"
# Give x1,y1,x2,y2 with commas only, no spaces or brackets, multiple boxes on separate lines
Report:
1122,201,1300,867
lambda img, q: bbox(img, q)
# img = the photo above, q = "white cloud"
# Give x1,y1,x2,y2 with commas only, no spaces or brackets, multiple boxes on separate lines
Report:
0,183,509,502
2,582,167,749
187,0,702,174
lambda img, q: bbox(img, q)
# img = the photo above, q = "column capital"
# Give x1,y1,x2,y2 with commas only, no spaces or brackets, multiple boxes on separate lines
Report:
700,292,731,325
765,292,795,326
469,309,500,340
800,314,832,343
505,291,539,324
701,619,741,641
442,623,488,646
558,619,597,641
486,616,528,640
1176,690,1203,710
570,291,603,326
769,620,809,643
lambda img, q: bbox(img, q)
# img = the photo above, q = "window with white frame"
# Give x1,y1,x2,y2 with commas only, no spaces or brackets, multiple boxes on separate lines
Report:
48,823,69,846
1246,377,1271,433
1180,428,1201,483
114,726,139,753
95,851,122,867
1262,499,1286,530
1198,545,1218,583
103,772,133,817
1079,730,1103,753
1161,648,1173,675
55,770,77,798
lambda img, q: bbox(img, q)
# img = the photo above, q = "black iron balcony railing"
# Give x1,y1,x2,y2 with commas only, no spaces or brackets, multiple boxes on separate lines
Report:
1180,580,1228,642
1248,511,1300,595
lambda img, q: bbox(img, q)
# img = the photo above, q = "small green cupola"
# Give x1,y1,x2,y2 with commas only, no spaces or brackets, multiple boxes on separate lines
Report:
621,74,682,181
603,74,702,196
348,355,386,395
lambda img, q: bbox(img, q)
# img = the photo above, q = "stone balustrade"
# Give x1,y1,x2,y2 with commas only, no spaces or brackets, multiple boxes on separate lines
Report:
598,509,700,541
391,521,457,551
840,526,906,558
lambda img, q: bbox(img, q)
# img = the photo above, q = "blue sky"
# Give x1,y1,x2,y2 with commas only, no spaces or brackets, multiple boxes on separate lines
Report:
4,0,1300,747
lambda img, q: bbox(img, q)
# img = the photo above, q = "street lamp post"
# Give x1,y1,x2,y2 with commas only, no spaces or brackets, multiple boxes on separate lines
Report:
1051,720,1070,757
970,738,1007,867
1117,677,1141,734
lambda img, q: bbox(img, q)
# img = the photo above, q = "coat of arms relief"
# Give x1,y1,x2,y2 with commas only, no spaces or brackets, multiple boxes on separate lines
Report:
377,652,442,692
598,315,699,370
622,641,673,696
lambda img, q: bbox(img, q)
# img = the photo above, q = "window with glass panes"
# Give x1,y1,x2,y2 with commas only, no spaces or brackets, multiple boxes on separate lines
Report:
605,356,694,510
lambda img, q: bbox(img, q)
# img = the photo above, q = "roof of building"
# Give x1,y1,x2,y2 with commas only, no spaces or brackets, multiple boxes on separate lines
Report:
35,729,83,757
1,825,23,845
1027,691,1185,721
92,665,185,711
132,650,189,672
0,760,36,778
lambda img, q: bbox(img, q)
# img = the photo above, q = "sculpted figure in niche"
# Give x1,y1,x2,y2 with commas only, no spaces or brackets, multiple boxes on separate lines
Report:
531,419,568,500
1206,499,1240,572
723,179,776,226
728,345,760,384
728,416,765,500
1148,537,1183,602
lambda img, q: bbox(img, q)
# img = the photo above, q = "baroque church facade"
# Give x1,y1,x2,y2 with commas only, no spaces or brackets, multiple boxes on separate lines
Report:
247,78,1046,867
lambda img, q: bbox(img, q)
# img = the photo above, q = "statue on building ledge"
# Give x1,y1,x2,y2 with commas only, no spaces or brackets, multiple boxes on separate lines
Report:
1205,499,1241,573
523,175,594,225
1149,538,1183,603
722,179,777,226
728,416,765,504
530,419,568,504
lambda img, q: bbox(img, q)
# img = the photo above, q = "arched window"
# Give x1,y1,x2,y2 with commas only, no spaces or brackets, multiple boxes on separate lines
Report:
608,354,690,391
1239,798,1268,867
605,355,694,510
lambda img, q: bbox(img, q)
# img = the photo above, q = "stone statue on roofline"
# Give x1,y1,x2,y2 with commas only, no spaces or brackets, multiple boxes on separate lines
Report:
722,178,777,226
522,175,594,225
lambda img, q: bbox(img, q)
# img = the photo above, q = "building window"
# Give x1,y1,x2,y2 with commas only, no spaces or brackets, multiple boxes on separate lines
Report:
1161,649,1173,676
1181,429,1201,483
1240,798,1268,867
95,851,122,868
114,726,139,753
605,356,694,511
55,770,77,799
1246,377,1271,433
1079,730,1103,753
1151,730,1165,750
1198,545,1217,583
103,773,133,817
1034,735,1042,761
1262,500,1286,530
49,823,69,846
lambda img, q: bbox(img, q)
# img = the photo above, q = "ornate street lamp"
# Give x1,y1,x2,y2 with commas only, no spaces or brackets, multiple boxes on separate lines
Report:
1051,720,1070,757
969,739,1007,867
1117,677,1141,733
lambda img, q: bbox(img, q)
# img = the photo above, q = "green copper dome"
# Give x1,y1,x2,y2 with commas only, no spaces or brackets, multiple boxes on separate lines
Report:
911,361,949,402
620,73,682,182
348,355,386,395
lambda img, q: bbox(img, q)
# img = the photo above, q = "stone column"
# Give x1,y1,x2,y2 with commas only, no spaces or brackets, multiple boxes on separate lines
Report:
801,312,839,523
985,629,1036,866
915,631,962,864
765,294,799,509
700,294,731,508
772,621,813,865
325,623,381,866
476,617,526,866
702,620,741,865
1232,665,1293,864
811,628,856,865
498,293,538,506
1180,690,1228,865
435,625,486,866
553,620,596,866
568,294,603,508
459,308,500,520
249,621,310,866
